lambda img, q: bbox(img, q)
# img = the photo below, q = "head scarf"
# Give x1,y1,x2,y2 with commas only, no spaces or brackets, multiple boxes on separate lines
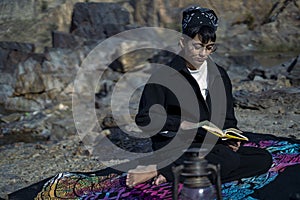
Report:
182,6,218,33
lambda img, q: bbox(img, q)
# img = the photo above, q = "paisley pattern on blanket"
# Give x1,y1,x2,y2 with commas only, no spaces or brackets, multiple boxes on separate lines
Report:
35,173,176,200
35,139,300,200
222,140,300,200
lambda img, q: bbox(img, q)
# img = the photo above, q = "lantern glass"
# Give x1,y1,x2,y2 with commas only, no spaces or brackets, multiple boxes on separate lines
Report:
180,184,217,200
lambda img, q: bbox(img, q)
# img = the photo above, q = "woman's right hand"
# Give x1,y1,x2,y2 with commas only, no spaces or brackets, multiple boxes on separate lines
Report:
222,140,241,152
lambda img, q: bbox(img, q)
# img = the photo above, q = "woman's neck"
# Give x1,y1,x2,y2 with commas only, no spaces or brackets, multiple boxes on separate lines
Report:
186,61,205,71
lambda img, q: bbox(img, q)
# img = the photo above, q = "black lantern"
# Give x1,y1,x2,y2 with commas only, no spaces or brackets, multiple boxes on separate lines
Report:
172,148,222,200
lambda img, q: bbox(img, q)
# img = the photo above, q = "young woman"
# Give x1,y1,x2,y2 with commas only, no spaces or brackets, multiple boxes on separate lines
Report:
127,6,272,187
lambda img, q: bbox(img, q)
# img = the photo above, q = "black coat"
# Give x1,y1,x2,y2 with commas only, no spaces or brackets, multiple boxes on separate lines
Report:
133,56,274,183
135,53,237,143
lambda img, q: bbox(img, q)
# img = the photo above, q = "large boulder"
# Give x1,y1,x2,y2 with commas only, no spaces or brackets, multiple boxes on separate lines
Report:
0,0,94,52
70,2,131,40
1,45,90,112
0,42,36,104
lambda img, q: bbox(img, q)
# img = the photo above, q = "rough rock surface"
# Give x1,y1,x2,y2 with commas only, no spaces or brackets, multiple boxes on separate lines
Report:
1,0,299,52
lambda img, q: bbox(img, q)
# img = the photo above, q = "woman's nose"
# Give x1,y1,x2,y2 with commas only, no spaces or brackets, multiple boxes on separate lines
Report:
198,48,207,55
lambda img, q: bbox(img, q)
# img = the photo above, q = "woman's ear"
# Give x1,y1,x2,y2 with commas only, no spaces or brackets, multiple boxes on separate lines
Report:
179,37,185,49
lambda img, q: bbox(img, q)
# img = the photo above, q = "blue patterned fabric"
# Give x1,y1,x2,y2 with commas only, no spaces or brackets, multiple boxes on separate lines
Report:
8,133,300,200
32,139,299,200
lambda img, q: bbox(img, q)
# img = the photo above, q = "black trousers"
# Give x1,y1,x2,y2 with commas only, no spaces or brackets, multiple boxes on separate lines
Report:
206,144,272,182
151,134,273,183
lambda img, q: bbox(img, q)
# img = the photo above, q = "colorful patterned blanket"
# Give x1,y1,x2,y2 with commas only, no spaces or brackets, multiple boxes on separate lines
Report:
9,133,300,200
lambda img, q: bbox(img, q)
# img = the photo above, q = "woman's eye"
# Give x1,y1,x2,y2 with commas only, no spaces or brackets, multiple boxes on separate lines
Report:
206,46,213,50
193,45,202,50
206,45,215,51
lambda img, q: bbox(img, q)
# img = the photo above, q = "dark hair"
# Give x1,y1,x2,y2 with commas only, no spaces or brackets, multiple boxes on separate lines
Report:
183,25,216,43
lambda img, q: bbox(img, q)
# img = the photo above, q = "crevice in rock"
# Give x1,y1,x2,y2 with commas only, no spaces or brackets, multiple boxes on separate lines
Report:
261,0,295,25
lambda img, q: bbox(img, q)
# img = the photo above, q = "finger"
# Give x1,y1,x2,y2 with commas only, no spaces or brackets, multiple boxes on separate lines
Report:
223,140,236,146
228,145,238,152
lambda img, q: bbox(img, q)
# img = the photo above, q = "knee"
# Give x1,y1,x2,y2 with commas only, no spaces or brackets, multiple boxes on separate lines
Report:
260,149,273,173
206,145,240,177
219,156,240,177
249,147,273,175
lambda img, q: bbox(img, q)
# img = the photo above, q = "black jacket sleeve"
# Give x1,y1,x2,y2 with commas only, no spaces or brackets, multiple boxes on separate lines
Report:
135,82,181,133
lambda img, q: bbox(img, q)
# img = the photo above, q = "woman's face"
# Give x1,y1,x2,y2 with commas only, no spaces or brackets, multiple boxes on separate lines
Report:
180,35,215,69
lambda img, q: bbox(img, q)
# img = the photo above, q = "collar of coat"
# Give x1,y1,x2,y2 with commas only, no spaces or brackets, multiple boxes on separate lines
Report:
168,51,223,89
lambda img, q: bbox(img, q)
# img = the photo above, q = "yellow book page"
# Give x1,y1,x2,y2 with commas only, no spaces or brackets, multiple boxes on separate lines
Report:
224,128,249,141
203,125,249,141
181,120,249,141
201,125,224,137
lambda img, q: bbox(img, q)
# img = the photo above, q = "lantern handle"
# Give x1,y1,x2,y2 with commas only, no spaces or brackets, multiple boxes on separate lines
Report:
207,163,222,200
172,165,184,200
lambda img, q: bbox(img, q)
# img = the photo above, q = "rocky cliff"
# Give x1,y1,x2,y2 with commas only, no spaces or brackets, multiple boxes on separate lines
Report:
0,0,299,52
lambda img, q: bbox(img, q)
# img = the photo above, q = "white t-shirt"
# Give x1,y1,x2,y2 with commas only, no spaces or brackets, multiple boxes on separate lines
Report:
188,61,208,100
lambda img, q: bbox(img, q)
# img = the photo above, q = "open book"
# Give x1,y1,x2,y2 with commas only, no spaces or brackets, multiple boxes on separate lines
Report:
182,120,249,141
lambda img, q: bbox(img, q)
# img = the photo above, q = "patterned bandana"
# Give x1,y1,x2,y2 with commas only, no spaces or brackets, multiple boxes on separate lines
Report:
182,6,218,33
